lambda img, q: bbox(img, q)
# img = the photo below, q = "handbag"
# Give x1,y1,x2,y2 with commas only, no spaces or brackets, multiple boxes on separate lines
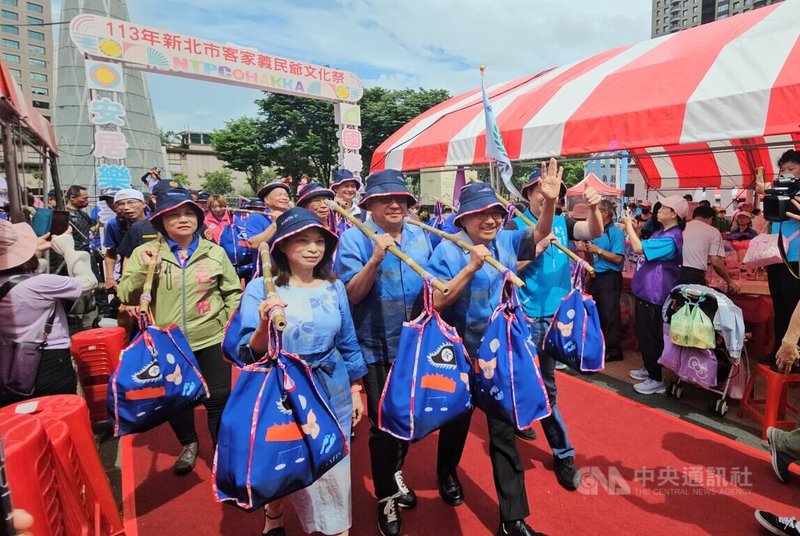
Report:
213,318,348,511
0,275,56,396
219,219,254,279
658,325,683,374
378,280,472,442
107,313,209,436
473,274,551,430
543,262,605,373
677,348,718,389
742,233,785,268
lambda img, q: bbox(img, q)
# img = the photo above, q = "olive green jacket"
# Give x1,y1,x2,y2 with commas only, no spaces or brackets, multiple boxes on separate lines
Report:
118,238,242,350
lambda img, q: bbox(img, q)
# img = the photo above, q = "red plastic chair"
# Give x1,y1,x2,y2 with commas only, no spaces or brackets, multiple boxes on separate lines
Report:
71,327,128,425
0,395,124,535
0,415,64,536
739,364,800,439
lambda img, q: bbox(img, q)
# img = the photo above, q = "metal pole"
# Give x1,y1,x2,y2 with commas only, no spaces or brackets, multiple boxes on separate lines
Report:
2,124,23,222
50,150,65,210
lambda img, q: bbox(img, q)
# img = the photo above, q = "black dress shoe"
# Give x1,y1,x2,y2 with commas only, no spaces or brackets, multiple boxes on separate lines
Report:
173,441,198,475
496,520,542,536
377,495,401,536
554,456,579,491
393,470,417,508
515,427,537,441
438,473,464,506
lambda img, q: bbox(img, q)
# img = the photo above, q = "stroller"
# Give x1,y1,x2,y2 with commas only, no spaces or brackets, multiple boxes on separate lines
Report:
660,284,750,417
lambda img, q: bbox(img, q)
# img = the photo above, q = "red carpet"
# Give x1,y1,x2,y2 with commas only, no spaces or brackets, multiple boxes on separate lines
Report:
122,373,800,535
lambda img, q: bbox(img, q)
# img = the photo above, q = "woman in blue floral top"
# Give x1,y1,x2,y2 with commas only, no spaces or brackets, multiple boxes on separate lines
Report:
235,207,366,536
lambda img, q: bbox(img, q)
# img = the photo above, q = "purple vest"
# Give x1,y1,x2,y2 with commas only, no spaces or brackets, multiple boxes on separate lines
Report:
631,226,684,305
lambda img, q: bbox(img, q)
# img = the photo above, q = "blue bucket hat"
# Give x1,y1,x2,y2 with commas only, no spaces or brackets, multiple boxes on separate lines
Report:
244,198,265,210
269,207,338,254
148,186,204,232
453,182,505,226
296,182,335,207
331,169,361,190
256,180,291,201
520,167,567,198
358,169,416,209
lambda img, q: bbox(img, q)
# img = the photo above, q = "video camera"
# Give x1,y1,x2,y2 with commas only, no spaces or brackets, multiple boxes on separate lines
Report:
763,175,800,222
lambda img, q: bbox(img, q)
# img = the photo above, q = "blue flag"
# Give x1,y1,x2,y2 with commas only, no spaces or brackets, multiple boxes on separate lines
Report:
481,72,522,200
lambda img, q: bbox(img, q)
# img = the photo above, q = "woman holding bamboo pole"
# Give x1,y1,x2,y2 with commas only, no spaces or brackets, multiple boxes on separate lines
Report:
333,169,432,536
118,185,242,475
234,207,366,536
502,162,602,492
426,169,562,536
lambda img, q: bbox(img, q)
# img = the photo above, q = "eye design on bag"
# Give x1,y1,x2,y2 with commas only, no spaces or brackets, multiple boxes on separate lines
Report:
479,358,497,379
427,343,456,370
276,394,292,415
166,364,182,385
301,409,320,439
133,361,161,384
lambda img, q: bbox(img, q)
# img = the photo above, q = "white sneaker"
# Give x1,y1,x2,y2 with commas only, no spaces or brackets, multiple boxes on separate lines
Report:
555,361,568,371
629,367,649,381
634,378,667,395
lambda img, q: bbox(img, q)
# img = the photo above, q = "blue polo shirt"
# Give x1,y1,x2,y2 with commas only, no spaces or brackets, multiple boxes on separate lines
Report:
427,228,532,356
334,220,432,364
513,211,576,319
592,223,626,273
244,212,273,241
103,217,124,250
166,235,199,267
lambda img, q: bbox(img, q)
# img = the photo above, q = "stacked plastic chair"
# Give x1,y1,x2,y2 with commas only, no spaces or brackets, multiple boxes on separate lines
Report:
0,415,65,535
70,327,128,425
0,395,124,535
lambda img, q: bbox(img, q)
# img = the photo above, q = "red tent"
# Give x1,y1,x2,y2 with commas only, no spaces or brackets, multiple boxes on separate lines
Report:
372,2,800,190
567,173,623,197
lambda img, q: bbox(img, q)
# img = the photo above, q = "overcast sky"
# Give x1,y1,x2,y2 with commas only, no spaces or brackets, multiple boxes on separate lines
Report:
54,0,653,133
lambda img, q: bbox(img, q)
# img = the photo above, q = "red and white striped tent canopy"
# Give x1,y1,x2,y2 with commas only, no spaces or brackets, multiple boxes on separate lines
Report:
371,1,800,191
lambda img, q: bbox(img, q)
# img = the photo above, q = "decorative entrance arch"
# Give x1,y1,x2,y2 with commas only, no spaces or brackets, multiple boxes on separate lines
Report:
69,14,364,189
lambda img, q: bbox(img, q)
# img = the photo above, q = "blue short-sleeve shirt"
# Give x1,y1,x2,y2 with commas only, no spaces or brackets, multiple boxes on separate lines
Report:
427,228,530,356
592,223,626,273
334,220,433,364
244,212,273,241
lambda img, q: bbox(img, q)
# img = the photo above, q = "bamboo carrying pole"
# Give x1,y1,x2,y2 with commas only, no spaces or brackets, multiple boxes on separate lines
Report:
407,219,525,288
493,191,595,275
325,200,450,295
259,245,288,330
138,245,161,314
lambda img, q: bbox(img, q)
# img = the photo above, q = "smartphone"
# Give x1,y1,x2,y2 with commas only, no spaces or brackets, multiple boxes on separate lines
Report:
49,209,70,235
0,438,14,536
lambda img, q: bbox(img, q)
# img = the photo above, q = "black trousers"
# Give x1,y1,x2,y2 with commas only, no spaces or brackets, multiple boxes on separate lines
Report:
169,344,231,447
768,262,800,355
363,363,410,500
438,412,529,522
678,266,707,286
0,348,77,407
634,298,665,382
588,271,623,361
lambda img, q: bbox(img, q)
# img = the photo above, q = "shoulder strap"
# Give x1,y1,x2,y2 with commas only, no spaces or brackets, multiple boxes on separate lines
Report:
0,274,35,302
777,226,800,280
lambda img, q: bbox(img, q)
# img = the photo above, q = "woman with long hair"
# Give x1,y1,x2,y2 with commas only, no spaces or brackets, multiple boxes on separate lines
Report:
203,194,238,244
118,186,242,474
622,196,687,395
234,207,366,536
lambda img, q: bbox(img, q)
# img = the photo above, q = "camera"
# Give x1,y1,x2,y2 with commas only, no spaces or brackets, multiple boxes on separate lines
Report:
763,175,800,222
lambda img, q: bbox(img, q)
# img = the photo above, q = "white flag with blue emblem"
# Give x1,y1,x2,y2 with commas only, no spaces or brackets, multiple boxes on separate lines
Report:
481,69,522,199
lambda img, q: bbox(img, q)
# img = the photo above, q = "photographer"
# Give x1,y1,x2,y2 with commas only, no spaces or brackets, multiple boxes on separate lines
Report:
763,150,800,368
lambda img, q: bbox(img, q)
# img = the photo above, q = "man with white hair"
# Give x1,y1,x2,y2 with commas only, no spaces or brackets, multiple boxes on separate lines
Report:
103,188,147,290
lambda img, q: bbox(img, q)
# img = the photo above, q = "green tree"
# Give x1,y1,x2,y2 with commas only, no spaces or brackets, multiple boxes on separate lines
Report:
200,169,235,195
255,94,338,188
171,172,187,186
211,117,266,193
159,129,180,146
360,87,450,172
561,160,586,188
